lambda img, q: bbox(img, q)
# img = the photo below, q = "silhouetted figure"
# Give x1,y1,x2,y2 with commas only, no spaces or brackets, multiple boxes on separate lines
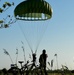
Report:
32,53,36,63
26,53,37,75
29,53,37,69
39,49,48,75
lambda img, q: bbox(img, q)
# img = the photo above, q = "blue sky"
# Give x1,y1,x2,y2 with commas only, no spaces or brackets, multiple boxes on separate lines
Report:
0,0,74,70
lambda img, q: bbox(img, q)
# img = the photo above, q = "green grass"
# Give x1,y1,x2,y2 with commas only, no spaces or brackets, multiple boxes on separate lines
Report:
0,71,74,75
48,73,74,75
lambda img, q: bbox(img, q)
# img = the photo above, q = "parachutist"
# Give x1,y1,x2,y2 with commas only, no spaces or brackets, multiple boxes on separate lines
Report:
39,49,48,75
32,53,36,63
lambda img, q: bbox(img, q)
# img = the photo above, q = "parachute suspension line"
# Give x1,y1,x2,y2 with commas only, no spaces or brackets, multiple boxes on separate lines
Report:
21,41,26,63
17,22,33,51
17,20,48,54
35,21,48,52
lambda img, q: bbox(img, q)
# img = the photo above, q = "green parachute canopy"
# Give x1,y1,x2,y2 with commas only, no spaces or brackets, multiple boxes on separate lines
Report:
14,0,53,21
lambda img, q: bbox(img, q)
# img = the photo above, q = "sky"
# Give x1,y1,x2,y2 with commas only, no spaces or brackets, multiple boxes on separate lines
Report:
0,0,74,70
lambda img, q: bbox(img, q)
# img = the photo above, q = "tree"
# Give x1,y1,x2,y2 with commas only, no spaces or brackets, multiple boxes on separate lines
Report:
0,1,15,29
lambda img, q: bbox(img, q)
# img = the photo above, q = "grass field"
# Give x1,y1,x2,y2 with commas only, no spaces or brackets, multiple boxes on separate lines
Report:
0,69,74,75
0,72,74,75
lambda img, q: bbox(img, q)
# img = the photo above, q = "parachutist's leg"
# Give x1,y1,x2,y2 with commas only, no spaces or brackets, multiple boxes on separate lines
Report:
44,67,48,75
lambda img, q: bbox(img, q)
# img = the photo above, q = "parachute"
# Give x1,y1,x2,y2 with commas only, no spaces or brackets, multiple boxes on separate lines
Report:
14,0,52,21
14,0,52,52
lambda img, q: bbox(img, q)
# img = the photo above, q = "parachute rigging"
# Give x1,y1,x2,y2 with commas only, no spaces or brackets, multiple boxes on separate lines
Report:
17,21,48,51
14,0,53,52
